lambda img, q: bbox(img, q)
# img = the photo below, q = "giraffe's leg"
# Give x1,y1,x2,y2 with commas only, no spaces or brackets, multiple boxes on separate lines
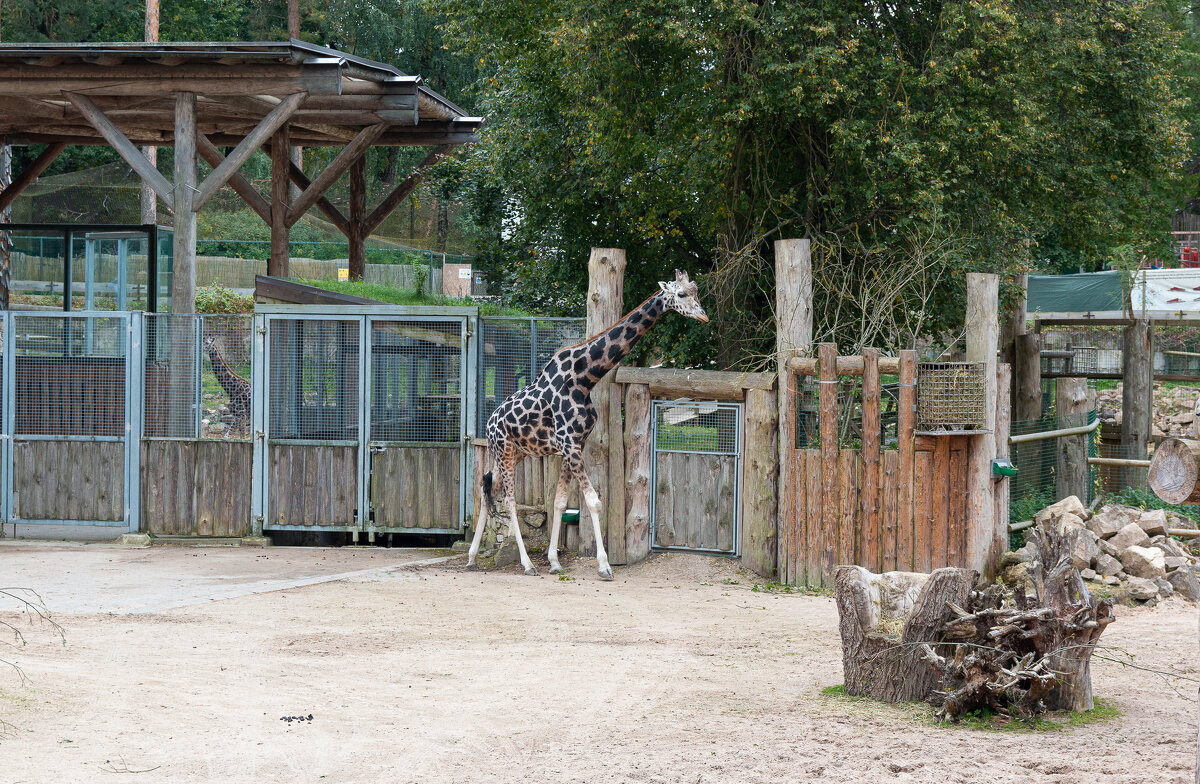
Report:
503,474,538,576
568,461,614,578
465,484,490,570
547,467,571,575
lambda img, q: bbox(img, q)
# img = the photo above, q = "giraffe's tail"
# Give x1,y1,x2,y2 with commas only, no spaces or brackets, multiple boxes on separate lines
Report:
482,471,494,509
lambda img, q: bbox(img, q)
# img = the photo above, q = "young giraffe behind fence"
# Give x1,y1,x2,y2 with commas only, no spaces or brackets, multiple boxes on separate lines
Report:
203,335,251,436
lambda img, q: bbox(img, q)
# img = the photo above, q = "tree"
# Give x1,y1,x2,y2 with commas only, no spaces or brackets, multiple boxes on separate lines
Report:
438,0,1193,368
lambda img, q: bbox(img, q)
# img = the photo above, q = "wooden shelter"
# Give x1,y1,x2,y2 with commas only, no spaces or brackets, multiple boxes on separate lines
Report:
0,41,483,313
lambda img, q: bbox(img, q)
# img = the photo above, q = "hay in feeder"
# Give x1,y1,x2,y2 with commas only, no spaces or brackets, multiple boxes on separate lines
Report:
917,362,987,431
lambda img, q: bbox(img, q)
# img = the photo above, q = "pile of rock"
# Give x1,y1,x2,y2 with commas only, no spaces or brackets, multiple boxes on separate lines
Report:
1096,382,1200,438
1003,496,1200,605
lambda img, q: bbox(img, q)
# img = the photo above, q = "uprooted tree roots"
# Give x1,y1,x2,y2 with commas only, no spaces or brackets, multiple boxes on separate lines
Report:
834,521,1115,722
922,524,1116,720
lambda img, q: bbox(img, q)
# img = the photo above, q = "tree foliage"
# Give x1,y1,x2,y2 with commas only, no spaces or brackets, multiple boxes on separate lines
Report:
439,0,1193,367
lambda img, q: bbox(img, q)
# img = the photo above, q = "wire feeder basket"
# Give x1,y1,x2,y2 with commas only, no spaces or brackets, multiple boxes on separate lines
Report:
1067,345,1099,375
916,362,988,433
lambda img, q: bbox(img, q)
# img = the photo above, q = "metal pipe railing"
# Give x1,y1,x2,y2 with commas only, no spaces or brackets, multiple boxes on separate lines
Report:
1008,418,1100,445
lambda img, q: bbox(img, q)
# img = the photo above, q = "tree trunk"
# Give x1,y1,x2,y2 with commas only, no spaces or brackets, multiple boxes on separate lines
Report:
1149,437,1200,505
1055,377,1090,502
835,565,975,703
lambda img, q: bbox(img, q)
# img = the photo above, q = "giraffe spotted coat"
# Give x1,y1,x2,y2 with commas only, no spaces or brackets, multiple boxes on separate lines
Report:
469,270,708,579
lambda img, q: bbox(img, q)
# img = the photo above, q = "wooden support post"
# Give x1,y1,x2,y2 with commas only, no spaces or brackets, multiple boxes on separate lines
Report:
607,378,627,565
861,348,881,573
348,156,367,281
1056,377,1090,502
1000,273,1028,367
897,350,917,572
582,247,625,557
0,142,66,213
965,273,999,579
269,125,291,278
65,92,175,211
994,363,1012,560
775,238,812,583
197,135,271,223
172,91,197,315
742,386,779,577
1013,332,1043,421
818,342,839,585
624,383,652,563
1122,319,1152,489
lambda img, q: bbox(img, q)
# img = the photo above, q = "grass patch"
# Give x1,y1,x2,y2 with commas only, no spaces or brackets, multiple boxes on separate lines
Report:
297,279,534,317
751,581,833,596
820,686,1121,732
949,698,1120,733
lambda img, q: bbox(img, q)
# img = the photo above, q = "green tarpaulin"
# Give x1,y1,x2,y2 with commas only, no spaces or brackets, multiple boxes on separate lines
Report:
1027,271,1124,314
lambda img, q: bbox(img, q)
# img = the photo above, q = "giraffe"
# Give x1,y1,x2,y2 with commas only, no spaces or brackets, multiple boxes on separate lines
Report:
467,269,709,579
203,335,251,432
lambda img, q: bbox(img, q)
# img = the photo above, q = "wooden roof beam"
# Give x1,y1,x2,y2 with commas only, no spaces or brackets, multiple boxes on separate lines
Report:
194,91,307,211
363,144,453,234
285,161,349,236
286,123,387,226
0,141,66,212
62,91,174,210
197,134,271,224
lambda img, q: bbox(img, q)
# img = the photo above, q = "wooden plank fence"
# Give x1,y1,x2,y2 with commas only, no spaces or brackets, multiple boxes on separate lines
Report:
779,345,997,588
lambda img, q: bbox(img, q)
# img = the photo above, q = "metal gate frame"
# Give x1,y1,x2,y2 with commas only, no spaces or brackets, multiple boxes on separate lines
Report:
649,399,743,556
0,310,143,531
251,305,478,536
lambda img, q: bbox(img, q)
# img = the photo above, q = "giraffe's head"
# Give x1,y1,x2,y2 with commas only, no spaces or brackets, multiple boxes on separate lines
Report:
659,269,709,323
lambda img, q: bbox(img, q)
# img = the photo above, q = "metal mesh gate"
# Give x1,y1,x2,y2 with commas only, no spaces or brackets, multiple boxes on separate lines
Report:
9,312,138,527
650,400,742,554
368,317,467,532
262,316,362,530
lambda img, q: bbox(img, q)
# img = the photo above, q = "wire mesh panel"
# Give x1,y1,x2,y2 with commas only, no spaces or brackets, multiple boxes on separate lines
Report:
650,400,741,554
370,319,463,443
916,362,987,433
369,318,467,532
10,313,130,525
477,317,586,433
268,318,361,442
13,313,127,436
144,314,199,438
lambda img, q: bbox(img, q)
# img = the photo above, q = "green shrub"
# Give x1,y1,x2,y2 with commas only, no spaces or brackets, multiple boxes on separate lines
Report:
195,285,254,314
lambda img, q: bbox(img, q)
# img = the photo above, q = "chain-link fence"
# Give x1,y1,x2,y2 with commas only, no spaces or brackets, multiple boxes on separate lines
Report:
1008,410,1099,524
476,317,587,433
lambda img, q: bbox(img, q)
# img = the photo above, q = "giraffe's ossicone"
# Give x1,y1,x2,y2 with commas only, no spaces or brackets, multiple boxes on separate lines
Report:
467,269,709,579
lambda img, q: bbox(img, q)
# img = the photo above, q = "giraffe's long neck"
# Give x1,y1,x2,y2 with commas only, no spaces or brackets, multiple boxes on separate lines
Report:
577,291,667,389
207,344,247,395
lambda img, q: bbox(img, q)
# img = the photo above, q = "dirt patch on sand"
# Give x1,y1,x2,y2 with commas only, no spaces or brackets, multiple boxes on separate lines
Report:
0,550,1195,783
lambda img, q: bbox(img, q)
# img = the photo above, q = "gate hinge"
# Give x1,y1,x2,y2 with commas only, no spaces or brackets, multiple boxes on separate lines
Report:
257,325,267,336
255,430,265,441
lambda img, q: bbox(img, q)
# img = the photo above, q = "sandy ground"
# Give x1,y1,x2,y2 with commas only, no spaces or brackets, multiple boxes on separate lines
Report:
0,545,1196,784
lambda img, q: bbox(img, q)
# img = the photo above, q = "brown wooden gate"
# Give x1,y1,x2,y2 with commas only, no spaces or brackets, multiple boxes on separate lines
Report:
779,345,987,587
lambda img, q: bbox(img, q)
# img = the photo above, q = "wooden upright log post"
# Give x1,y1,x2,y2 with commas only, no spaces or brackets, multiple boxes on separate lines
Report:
348,156,367,281
965,273,999,579
994,363,1012,560
624,383,652,563
1056,377,1090,502
1013,332,1043,421
742,386,779,577
582,248,625,557
172,91,197,315
1122,319,1153,489
999,274,1028,367
269,125,291,278
775,239,813,583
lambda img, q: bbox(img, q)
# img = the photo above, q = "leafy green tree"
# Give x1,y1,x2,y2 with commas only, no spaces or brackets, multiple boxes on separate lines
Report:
439,0,1193,367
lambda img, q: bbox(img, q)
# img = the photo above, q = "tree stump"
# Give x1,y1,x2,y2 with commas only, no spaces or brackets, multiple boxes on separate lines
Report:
834,566,976,703
1149,437,1200,505
923,522,1115,718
